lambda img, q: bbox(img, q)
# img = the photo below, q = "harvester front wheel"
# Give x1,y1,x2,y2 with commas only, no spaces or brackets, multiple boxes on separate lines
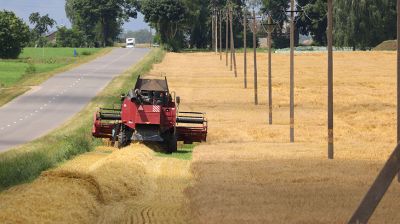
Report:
166,131,177,154
118,124,132,149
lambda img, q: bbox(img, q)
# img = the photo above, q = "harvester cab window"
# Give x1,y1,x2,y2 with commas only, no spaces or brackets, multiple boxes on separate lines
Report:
140,90,152,104
153,91,167,106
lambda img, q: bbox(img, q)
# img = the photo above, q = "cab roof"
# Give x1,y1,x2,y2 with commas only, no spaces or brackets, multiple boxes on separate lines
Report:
134,76,169,92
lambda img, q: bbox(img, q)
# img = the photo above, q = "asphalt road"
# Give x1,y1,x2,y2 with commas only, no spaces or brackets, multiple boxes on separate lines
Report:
0,48,150,152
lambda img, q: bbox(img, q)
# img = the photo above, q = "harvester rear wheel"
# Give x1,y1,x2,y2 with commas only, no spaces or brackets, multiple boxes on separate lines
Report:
118,124,132,149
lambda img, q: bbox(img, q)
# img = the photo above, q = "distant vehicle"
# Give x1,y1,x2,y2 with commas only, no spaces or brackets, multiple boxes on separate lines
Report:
126,38,136,48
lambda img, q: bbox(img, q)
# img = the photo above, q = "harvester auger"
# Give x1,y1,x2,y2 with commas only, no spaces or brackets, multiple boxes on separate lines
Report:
92,76,208,153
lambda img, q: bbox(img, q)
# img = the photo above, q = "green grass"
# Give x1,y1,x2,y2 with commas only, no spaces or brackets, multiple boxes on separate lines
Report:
156,144,196,160
21,47,99,60
0,48,165,191
0,48,101,87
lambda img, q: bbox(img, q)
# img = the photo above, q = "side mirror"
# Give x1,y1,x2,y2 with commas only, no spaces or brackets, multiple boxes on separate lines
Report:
176,96,181,105
120,93,126,100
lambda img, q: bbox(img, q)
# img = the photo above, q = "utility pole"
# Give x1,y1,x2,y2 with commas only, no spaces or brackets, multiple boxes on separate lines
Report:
229,6,233,71
289,0,295,143
220,10,222,60
212,12,215,52
397,0,400,147
229,6,238,77
215,10,218,54
327,0,334,159
243,8,248,88
397,0,400,181
226,9,229,67
253,9,258,105
268,15,273,124
149,27,152,48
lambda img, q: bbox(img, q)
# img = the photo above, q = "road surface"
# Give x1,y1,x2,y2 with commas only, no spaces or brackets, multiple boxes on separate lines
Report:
0,48,150,152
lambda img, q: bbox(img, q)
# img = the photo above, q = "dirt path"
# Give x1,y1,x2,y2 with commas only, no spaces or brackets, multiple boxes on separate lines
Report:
0,144,190,223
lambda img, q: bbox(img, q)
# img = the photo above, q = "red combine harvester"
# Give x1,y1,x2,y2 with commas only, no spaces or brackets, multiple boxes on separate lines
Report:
92,76,207,153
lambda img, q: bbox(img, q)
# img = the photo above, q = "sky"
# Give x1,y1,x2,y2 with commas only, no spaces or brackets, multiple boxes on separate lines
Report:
0,0,149,32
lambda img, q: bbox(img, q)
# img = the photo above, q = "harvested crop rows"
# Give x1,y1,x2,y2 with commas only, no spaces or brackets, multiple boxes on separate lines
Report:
0,145,191,223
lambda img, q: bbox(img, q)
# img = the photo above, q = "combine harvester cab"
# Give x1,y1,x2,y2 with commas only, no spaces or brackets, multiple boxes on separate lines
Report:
92,76,207,153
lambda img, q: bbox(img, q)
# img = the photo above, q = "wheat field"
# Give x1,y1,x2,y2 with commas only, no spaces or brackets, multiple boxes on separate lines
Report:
151,51,400,223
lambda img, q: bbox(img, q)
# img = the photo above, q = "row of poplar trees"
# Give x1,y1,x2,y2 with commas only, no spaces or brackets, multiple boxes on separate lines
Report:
64,0,396,51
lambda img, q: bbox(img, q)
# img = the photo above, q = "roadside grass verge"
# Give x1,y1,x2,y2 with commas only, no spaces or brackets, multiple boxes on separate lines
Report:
0,48,111,107
0,48,165,191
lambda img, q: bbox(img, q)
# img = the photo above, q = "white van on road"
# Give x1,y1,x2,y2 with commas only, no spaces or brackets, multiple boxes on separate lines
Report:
126,38,136,48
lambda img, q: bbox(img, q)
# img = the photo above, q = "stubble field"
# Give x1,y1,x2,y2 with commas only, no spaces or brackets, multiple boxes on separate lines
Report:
1,51,399,223
154,51,400,223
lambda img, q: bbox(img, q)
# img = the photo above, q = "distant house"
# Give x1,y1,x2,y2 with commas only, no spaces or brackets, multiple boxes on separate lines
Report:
259,38,268,48
46,31,57,44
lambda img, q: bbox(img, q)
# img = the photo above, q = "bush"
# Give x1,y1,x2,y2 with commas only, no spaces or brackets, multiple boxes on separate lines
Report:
25,62,37,74
0,11,30,59
81,51,92,56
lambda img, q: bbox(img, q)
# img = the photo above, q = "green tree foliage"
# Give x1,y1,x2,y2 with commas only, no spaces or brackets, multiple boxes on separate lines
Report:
56,27,86,47
141,0,187,51
334,0,396,50
65,0,139,47
0,10,30,59
122,29,153,44
29,12,56,47
261,0,290,48
296,0,327,45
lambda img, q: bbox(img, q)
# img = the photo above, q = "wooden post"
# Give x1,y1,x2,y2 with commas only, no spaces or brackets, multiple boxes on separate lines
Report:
149,27,152,48
230,7,238,77
220,11,222,60
212,12,215,52
244,9,248,88
253,9,258,105
290,0,295,143
327,0,334,159
226,9,229,67
215,11,218,54
230,8,233,71
397,0,400,182
268,15,273,124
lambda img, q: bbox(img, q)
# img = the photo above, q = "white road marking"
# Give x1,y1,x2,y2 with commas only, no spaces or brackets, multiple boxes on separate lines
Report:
35,110,38,113
19,118,23,121
7,125,10,127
